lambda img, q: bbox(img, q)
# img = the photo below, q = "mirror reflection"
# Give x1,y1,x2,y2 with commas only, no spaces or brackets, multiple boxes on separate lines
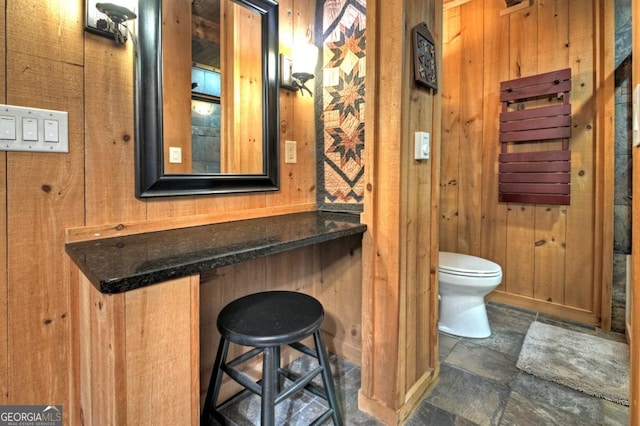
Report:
163,0,264,175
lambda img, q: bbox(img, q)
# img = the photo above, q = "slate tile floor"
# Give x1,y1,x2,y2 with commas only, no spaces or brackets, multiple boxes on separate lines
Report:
209,302,630,425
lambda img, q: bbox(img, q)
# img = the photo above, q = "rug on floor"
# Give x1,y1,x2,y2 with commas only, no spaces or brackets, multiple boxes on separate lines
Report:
516,321,629,406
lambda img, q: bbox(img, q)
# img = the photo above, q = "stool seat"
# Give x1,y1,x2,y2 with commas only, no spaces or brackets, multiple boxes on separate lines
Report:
218,291,324,347
201,291,343,426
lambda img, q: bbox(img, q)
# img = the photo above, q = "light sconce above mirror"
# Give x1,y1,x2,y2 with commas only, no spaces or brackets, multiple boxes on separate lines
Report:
85,1,137,45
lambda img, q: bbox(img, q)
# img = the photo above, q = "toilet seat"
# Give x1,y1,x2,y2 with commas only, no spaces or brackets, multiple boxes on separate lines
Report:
439,252,502,278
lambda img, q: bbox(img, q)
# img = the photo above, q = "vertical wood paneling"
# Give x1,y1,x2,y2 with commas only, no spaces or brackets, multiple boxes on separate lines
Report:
631,0,640,418
84,35,145,225
198,266,236,405
81,277,127,425
162,0,193,175
480,0,509,291
269,0,317,207
0,0,7,405
404,0,434,390
440,7,460,253
6,0,85,409
564,0,596,311
125,277,199,425
504,5,537,297
456,0,483,256
362,0,404,414
314,236,363,364
532,0,569,304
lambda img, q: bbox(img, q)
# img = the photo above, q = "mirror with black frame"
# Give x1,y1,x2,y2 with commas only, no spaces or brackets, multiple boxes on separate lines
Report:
135,0,279,198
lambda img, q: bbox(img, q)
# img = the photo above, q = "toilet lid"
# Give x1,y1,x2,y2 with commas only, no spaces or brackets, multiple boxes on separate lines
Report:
439,252,502,277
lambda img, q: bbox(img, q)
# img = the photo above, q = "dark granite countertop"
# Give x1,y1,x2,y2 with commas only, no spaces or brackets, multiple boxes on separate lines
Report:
65,211,366,294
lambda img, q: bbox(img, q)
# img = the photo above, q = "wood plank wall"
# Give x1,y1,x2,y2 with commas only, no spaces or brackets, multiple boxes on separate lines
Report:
360,0,441,423
441,0,613,327
0,0,6,408
630,0,639,419
0,0,352,424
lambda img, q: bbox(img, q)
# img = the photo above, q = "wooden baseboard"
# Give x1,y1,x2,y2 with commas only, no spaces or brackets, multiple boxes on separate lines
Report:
487,291,600,326
358,391,399,425
357,368,439,426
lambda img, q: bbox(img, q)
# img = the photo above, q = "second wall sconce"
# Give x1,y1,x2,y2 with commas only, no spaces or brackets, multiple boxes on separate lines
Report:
85,1,137,45
280,54,315,96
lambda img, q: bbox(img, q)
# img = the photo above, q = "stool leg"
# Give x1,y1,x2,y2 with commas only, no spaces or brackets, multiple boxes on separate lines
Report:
201,337,229,426
274,345,281,393
313,331,343,426
261,346,278,426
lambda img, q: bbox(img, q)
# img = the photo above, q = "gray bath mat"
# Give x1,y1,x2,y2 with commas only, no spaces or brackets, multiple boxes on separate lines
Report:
516,321,629,406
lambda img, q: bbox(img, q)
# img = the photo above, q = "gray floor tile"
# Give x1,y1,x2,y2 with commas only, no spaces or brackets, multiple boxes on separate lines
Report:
439,333,460,360
444,340,520,386
510,372,603,421
486,302,537,335
424,364,510,425
406,400,480,426
500,391,600,426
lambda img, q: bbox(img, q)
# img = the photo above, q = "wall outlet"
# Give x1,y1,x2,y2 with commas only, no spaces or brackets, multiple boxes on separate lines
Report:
285,140,297,164
169,146,182,163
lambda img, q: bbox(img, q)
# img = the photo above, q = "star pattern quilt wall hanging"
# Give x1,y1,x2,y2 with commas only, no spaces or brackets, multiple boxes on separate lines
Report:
316,0,366,212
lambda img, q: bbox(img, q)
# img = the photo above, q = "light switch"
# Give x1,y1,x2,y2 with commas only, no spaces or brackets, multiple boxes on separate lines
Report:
0,115,16,140
44,119,59,142
0,104,68,153
22,117,38,141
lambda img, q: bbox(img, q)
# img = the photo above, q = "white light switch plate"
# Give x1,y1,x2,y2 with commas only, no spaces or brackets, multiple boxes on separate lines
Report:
634,84,640,147
0,104,68,153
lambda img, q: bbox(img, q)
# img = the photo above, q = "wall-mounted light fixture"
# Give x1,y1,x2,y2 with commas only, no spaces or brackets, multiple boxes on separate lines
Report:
280,28,318,96
85,1,137,45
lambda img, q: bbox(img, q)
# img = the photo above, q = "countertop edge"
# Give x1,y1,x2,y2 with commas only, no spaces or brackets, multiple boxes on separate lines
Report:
66,211,366,294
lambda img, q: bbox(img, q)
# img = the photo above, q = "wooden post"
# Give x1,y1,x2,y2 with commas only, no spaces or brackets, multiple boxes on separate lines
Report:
360,0,441,423
630,0,640,421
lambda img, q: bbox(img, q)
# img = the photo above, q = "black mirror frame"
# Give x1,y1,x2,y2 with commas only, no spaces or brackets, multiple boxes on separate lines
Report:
135,0,280,198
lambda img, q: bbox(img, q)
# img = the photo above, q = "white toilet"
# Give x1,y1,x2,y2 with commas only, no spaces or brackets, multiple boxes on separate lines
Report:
438,251,503,338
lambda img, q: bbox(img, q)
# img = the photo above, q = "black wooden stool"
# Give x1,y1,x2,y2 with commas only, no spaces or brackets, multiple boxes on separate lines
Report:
201,291,343,426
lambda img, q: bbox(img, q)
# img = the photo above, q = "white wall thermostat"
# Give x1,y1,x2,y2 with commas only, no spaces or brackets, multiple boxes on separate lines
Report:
414,131,430,160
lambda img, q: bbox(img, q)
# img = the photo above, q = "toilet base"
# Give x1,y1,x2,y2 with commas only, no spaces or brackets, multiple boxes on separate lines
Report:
438,295,491,338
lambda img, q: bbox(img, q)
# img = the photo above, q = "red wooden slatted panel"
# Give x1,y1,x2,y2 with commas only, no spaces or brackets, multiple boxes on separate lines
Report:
500,68,571,91
498,68,572,205
499,193,571,205
500,104,571,122
500,115,570,133
499,173,571,183
499,182,570,194
499,162,571,173
500,80,571,102
500,126,571,142
500,68,571,102
499,150,571,163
